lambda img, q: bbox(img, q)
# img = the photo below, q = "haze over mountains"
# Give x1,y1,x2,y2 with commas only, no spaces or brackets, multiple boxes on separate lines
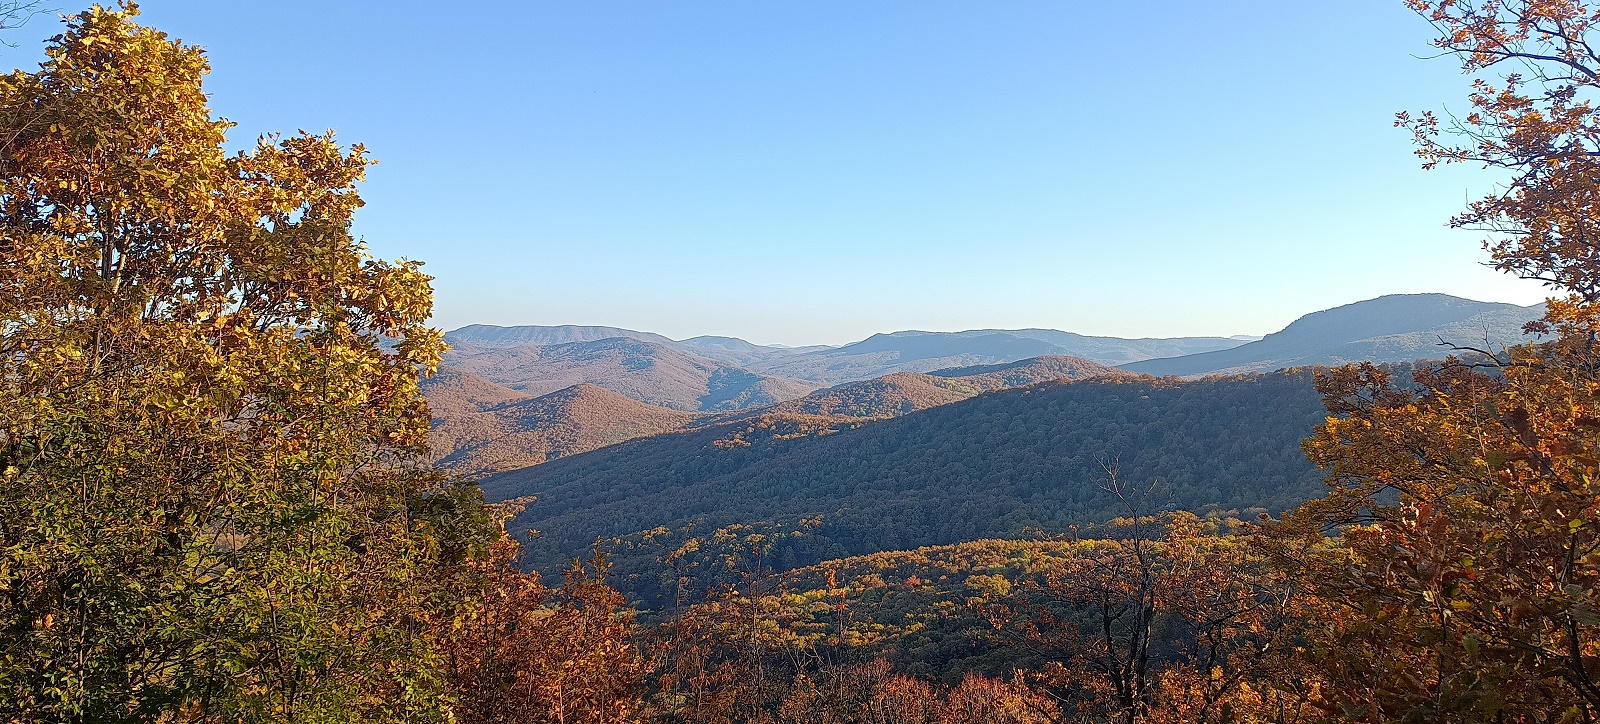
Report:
425,293,1547,481
422,355,1125,478
442,294,1543,410
1125,294,1544,376
745,329,1248,384
442,334,818,412
440,323,1249,411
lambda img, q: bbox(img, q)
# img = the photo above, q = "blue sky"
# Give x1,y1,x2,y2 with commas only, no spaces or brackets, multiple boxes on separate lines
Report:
6,1,1551,345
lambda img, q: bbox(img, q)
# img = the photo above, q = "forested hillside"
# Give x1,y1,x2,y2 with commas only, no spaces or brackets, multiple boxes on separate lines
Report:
482,371,1326,585
929,354,1128,390
709,355,1126,421
445,335,819,411
425,356,1127,478
424,370,699,479
714,372,980,420
718,530,1262,684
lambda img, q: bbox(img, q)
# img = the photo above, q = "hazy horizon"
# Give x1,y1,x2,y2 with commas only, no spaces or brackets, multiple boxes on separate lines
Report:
447,291,1543,348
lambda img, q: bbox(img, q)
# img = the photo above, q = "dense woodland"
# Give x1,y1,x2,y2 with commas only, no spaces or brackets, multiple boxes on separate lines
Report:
482,371,1328,592
9,2,1600,723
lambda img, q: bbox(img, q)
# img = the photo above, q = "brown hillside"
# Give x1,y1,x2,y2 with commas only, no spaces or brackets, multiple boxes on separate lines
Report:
422,366,532,416
423,354,1127,479
933,355,1128,392
425,376,697,479
681,374,980,451
753,372,980,419
445,337,817,412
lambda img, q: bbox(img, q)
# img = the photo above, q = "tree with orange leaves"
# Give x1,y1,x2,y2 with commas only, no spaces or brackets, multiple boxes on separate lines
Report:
442,535,648,724
1265,1,1600,720
1399,0,1600,304
984,510,1305,724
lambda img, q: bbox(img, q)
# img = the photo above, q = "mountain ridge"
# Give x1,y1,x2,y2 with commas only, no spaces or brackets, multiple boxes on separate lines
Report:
428,293,1547,481
1124,293,1544,377
423,371,698,480
443,335,819,412
425,354,1126,478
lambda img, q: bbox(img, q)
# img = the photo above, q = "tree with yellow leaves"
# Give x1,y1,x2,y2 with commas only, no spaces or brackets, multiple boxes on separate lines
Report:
0,5,494,721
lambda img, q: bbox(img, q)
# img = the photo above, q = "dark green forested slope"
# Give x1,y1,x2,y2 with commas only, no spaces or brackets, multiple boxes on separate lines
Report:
482,371,1328,582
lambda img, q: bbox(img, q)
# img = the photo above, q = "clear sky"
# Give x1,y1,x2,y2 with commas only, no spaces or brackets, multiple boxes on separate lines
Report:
4,1,1554,345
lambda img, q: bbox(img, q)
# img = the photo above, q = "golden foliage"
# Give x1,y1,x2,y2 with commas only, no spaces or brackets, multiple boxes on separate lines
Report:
0,5,476,721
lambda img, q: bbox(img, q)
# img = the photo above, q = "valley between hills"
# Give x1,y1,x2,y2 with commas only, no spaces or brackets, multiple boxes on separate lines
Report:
425,292,1542,593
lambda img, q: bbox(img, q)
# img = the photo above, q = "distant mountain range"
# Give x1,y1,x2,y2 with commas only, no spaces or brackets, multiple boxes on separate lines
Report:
446,324,826,368
426,292,1555,587
426,293,1548,480
441,324,1250,410
424,355,1124,479
742,330,1247,384
443,294,1544,408
1124,294,1544,377
442,335,818,412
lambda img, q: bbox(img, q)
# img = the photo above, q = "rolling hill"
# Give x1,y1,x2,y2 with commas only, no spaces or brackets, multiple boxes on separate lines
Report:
423,370,698,479
676,335,832,366
930,355,1129,391
733,373,981,420
1124,293,1545,376
422,365,532,414
443,336,819,411
722,356,1128,422
426,355,1125,478
479,371,1328,586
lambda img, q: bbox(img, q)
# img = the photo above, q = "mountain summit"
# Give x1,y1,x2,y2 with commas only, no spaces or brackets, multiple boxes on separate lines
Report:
1123,294,1544,377
747,330,1245,384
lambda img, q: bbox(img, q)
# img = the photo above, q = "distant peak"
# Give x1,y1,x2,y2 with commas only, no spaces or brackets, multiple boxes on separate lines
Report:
444,324,672,348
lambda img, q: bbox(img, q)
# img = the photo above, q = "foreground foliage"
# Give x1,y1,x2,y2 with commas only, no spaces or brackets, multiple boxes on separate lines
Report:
0,6,489,721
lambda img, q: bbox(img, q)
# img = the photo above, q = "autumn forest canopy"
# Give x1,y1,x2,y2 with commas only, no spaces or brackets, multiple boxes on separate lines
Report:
12,2,1600,723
